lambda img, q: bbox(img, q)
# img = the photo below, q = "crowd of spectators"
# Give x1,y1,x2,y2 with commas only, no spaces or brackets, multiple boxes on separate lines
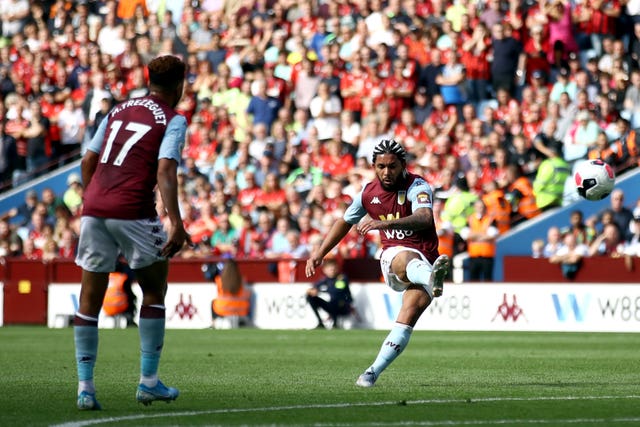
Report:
532,188,640,277
1,0,640,269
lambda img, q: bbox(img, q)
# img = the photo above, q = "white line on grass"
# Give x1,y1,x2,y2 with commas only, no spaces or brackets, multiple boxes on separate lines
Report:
50,395,640,427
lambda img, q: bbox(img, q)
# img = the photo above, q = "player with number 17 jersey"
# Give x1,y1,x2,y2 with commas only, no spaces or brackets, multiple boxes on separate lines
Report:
82,96,187,220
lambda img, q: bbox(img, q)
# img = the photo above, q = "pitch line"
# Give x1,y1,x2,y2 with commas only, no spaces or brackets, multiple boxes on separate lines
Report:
50,395,640,427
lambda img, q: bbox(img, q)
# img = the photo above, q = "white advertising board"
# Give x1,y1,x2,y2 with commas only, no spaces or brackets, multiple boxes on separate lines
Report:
47,283,216,329
45,282,640,332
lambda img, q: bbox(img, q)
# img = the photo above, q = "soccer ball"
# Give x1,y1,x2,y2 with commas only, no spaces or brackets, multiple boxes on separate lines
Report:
574,159,616,201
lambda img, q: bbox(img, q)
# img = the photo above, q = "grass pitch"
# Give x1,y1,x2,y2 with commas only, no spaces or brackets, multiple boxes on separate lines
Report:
1,327,639,426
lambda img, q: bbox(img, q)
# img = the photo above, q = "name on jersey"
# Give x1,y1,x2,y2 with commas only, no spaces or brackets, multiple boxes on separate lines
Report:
110,98,167,125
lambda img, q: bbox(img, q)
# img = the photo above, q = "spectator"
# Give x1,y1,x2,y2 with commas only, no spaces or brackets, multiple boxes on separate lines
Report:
562,209,596,246
588,188,635,241
589,223,624,257
309,80,341,141
0,0,29,38
623,209,640,255
545,0,578,66
543,226,564,258
419,48,444,100
490,22,525,96
247,79,281,133
0,217,22,257
57,98,85,164
293,56,321,112
254,172,286,216
210,213,238,257
436,52,467,108
63,173,83,216
461,22,491,107
549,232,589,279
23,101,50,177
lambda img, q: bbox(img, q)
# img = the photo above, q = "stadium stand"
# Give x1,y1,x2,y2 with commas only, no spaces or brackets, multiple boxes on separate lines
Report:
0,0,639,280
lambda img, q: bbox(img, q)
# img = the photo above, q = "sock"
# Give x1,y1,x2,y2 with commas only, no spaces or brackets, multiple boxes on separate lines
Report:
406,258,433,295
139,305,166,387
74,313,99,394
369,323,413,377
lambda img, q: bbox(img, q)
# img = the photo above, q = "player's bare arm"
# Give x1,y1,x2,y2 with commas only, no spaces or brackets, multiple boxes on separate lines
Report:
305,218,352,278
357,207,433,235
80,150,100,189
157,158,191,258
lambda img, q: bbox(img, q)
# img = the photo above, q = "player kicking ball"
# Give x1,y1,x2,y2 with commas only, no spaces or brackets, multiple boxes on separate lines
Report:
73,55,191,409
305,139,449,387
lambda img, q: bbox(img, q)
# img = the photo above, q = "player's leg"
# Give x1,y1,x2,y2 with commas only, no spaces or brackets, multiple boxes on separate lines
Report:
356,248,434,387
75,270,110,410
74,217,119,410
133,260,178,405
111,218,178,405
356,285,430,387
405,252,449,297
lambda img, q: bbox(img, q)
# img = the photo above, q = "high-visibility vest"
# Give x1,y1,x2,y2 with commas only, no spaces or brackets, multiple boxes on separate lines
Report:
436,219,455,258
482,189,511,234
103,272,129,316
467,215,496,258
212,276,251,317
509,177,541,219
588,146,615,161
442,191,478,233
610,130,638,164
533,157,571,209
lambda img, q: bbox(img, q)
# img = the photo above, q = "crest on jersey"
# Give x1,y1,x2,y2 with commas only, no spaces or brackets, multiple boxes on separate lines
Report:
417,192,431,204
398,191,406,204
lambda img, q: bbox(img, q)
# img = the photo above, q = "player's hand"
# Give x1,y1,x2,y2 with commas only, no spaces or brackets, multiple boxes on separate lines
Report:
305,255,323,278
356,218,379,235
161,225,193,258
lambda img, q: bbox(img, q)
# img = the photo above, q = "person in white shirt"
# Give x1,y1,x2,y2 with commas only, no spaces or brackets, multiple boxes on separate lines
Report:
57,98,86,161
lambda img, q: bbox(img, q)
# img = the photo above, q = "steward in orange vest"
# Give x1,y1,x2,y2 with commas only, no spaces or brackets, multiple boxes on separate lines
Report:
482,180,511,234
460,199,498,281
103,272,129,316
436,218,455,259
209,259,251,320
610,118,639,173
102,259,137,325
505,164,541,225
587,130,617,165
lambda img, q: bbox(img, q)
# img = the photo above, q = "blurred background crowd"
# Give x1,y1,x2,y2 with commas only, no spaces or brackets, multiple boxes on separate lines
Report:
1,0,640,272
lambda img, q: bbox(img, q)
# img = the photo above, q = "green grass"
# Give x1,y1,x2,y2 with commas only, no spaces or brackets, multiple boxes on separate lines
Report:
1,327,640,426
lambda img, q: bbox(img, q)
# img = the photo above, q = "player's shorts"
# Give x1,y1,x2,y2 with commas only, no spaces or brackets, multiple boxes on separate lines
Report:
379,245,432,297
75,216,167,273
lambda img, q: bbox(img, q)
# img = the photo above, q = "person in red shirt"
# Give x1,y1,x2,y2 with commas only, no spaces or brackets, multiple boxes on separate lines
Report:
426,93,458,137
493,87,520,122
237,171,262,214
318,137,354,181
460,22,492,107
577,0,621,57
392,108,429,156
340,54,369,122
384,58,416,122
254,172,287,216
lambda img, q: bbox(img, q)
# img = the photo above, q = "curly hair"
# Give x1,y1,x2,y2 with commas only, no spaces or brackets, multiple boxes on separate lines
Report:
148,55,186,91
371,139,407,164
